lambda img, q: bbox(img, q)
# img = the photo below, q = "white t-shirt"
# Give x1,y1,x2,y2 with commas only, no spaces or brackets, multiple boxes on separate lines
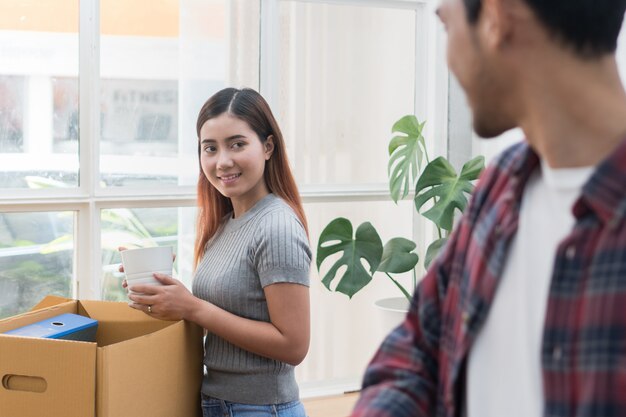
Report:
466,161,594,417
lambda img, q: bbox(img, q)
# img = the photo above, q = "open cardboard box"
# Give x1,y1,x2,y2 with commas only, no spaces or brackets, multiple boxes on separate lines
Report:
0,296,204,417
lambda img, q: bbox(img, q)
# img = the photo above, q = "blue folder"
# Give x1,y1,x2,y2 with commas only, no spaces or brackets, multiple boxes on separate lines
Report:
3,313,98,342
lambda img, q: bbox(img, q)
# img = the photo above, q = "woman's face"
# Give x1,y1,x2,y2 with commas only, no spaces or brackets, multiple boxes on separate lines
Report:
199,113,274,216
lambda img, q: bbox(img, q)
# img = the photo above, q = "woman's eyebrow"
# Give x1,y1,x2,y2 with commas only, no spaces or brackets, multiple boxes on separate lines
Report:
201,134,247,144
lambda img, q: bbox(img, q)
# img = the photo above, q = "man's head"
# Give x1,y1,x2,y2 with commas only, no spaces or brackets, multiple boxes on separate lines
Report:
462,0,626,58
437,0,626,138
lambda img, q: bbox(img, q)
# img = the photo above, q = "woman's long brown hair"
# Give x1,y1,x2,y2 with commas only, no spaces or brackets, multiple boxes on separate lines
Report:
193,88,308,268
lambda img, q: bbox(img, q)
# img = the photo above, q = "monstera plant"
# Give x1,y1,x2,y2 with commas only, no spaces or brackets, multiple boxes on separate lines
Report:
316,115,485,300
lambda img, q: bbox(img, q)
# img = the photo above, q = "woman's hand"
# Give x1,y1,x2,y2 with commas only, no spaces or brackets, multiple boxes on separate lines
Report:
127,273,197,321
118,246,128,289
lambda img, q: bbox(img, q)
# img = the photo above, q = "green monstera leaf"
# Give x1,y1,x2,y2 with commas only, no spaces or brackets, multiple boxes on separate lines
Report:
414,155,484,231
424,237,448,269
316,218,383,298
378,237,419,273
388,115,426,203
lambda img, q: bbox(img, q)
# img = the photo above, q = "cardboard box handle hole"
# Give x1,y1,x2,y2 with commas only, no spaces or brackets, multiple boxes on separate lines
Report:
2,374,47,393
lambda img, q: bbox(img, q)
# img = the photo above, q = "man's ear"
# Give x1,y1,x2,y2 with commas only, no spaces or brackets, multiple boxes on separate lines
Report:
480,0,515,49
264,135,275,160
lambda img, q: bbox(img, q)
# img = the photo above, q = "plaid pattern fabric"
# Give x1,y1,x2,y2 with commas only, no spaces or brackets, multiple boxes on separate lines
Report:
352,138,626,417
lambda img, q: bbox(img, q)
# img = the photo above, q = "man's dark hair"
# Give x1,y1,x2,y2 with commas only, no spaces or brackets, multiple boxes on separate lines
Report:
463,0,626,57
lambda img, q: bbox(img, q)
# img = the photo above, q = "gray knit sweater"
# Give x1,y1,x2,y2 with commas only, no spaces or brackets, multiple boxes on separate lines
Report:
192,194,311,404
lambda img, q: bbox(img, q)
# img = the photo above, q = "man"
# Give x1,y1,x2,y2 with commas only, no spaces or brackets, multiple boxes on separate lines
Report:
352,0,626,416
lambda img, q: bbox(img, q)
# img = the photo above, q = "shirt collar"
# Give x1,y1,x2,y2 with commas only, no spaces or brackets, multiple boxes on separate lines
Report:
508,137,626,225
507,142,540,203
573,137,626,224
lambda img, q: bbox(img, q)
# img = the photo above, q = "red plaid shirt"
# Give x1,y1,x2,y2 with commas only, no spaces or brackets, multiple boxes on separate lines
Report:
352,139,626,417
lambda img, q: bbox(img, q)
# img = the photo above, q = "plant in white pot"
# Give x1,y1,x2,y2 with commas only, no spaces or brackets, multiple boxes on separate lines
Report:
316,115,484,325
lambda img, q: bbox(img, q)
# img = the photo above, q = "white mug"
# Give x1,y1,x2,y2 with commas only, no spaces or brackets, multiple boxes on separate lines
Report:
120,246,173,293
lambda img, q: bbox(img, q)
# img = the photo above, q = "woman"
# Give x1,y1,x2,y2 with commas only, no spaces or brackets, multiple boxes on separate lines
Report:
126,87,311,417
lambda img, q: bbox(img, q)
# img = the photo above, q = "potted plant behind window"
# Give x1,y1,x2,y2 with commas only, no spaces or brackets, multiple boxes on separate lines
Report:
316,115,484,329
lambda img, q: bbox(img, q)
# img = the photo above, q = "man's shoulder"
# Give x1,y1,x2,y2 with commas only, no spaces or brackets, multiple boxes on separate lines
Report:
476,141,532,186
492,140,531,171
465,141,533,217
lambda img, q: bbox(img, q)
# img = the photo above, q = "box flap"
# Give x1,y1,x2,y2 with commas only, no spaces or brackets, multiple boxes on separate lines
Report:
0,301,78,334
0,336,96,417
80,300,173,347
30,295,73,311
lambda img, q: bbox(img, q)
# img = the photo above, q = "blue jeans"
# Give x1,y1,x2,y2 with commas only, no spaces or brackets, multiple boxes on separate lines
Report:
201,394,308,417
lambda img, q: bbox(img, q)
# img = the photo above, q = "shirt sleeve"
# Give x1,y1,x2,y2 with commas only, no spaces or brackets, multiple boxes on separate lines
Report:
254,209,312,288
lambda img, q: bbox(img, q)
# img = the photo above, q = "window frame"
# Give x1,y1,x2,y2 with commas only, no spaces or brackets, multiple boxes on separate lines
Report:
0,0,450,303
261,0,449,274
0,0,450,394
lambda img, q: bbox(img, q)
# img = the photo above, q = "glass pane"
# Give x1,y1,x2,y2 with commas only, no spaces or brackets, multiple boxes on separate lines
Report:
101,206,196,301
298,199,415,383
99,0,260,188
0,211,74,319
277,1,416,185
0,75,24,153
618,20,626,84
0,1,79,188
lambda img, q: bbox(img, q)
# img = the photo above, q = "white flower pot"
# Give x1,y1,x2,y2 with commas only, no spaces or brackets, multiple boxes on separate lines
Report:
374,296,410,335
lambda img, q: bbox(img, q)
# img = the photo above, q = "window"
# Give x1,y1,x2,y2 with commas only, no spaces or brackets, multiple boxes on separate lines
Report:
618,22,626,95
0,76,25,154
98,0,259,188
100,206,197,302
0,0,441,396
276,1,416,186
0,0,260,311
0,1,79,188
269,0,442,392
0,211,74,318
300,199,415,387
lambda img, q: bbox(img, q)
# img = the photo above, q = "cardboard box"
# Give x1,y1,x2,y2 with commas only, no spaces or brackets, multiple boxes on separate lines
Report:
0,296,204,417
